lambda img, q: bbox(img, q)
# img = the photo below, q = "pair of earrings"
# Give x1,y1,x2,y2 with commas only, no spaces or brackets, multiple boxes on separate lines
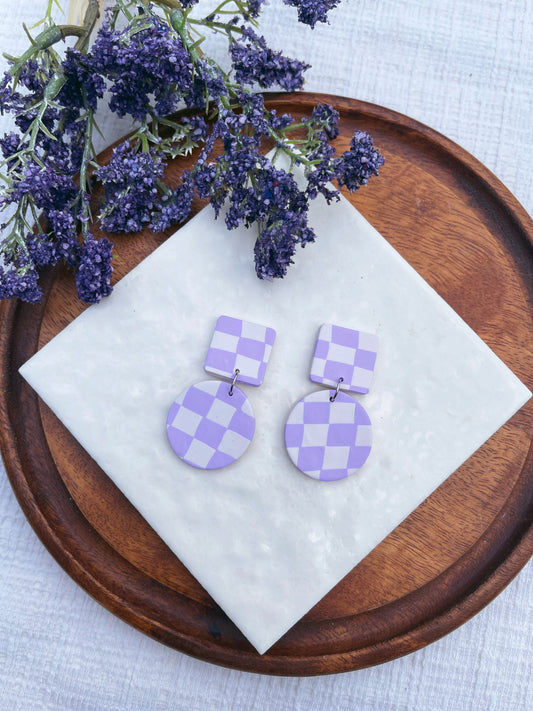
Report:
166,316,378,481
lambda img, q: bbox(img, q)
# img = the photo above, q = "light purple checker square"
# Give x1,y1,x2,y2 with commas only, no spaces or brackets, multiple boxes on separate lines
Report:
285,389,372,482
204,315,276,387
309,323,378,394
167,380,255,469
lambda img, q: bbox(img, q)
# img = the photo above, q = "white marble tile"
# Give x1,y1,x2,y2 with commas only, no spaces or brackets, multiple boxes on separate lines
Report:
19,195,531,653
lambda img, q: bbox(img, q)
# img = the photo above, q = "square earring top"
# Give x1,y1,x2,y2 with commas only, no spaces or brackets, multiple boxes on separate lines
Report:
204,315,276,386
309,323,378,394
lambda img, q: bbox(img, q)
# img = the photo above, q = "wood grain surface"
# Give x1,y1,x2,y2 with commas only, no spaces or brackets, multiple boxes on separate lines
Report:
0,93,532,675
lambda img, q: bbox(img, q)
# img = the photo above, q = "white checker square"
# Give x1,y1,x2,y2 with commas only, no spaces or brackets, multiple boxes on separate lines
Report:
322,445,351,470
355,424,373,447
184,438,216,468
351,367,372,389
171,407,202,437
328,342,357,365
320,324,332,341
290,401,305,424
206,398,236,427
358,331,379,352
235,354,260,380
305,470,321,481
211,331,240,353
241,321,266,342
195,380,219,394
329,401,357,424
286,447,301,465
311,358,326,379
302,424,330,447
218,429,251,458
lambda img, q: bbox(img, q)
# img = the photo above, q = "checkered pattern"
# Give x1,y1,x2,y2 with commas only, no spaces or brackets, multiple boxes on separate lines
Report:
167,380,255,469
309,324,378,395
284,390,372,481
204,315,276,387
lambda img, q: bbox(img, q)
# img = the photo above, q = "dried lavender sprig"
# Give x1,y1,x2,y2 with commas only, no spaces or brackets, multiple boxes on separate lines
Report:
1,0,382,304
0,0,102,301
91,1,382,276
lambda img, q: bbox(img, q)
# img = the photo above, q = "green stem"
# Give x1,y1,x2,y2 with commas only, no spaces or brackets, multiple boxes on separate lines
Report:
208,0,243,16
7,25,63,78
144,0,183,12
6,200,30,255
7,0,100,83
44,0,63,26
189,18,245,36
56,24,86,37
169,9,196,53
29,199,44,236
268,133,314,168
79,110,94,193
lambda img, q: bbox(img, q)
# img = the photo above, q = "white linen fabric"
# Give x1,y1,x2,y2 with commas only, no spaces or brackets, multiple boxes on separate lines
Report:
0,0,532,708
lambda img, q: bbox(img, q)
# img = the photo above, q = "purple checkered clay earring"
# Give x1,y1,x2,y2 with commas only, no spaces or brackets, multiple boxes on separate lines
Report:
284,324,378,482
166,316,276,470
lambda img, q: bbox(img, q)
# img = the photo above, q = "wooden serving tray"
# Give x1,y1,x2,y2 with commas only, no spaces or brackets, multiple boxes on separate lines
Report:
0,93,532,675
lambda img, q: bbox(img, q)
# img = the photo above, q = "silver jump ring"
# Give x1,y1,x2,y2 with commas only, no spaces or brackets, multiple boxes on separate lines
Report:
229,369,240,396
329,377,344,402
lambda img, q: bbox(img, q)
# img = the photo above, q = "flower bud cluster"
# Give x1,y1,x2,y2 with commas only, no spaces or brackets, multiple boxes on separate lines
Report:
0,0,383,303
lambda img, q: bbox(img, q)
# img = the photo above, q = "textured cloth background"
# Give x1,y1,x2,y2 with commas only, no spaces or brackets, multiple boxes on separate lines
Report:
0,1,532,709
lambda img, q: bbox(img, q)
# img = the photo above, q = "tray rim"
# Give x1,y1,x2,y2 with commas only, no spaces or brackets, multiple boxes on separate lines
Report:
0,91,532,676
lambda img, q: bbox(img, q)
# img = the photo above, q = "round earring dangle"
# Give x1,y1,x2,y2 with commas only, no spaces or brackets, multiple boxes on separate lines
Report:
167,315,276,470
285,323,378,482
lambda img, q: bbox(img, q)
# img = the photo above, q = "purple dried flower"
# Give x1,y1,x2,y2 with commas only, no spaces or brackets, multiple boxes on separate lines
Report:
26,109,88,176
96,142,165,233
268,109,294,130
0,132,20,160
18,58,51,93
194,132,262,219
59,49,105,111
75,235,113,303
22,209,81,270
229,161,308,230
0,72,11,105
244,1,267,19
217,108,252,143
1,70,28,116
150,173,194,232
193,162,222,207
26,235,61,268
194,139,315,279
283,0,341,28
11,162,77,211
180,115,209,142
239,91,272,137
305,136,339,203
90,16,193,120
198,60,228,98
0,264,42,303
254,221,297,279
310,103,340,139
47,209,82,266
254,212,316,280
335,131,385,192
230,27,309,91
183,59,229,110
